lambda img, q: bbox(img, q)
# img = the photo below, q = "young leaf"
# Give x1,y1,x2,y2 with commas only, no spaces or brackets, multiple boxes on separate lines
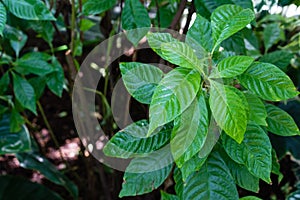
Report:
171,91,209,167
83,0,117,15
266,104,300,136
263,23,282,52
147,32,178,58
222,124,272,183
238,62,298,101
210,55,254,78
46,57,65,97
14,59,54,76
209,80,247,143
244,92,267,126
211,4,255,52
3,0,55,21
120,62,164,104
122,0,151,46
148,67,201,136
0,2,7,36
182,149,239,200
103,120,172,158
186,14,213,53
12,73,36,114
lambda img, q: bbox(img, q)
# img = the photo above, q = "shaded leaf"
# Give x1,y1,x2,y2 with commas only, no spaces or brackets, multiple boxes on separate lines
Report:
46,57,65,97
263,23,282,52
0,2,6,36
9,108,24,133
180,154,207,181
0,72,10,95
28,76,47,100
271,149,283,182
14,58,53,76
259,50,293,71
160,191,179,200
3,25,28,57
83,0,117,15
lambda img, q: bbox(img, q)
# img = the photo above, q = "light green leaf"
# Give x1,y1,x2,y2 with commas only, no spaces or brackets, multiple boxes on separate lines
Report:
180,154,207,181
148,67,201,136
209,80,247,143
82,0,117,15
12,73,36,114
211,4,255,52
147,32,178,58
0,114,31,155
186,14,213,53
79,19,96,31
0,72,10,95
122,0,151,46
160,191,179,200
120,62,164,104
240,196,262,200
266,104,300,136
0,2,7,36
46,57,65,97
182,149,239,200
238,62,298,101
103,120,172,158
171,91,209,167
263,23,282,52
14,58,53,76
259,50,293,71
244,92,267,126
210,55,254,78
3,0,55,20
222,124,272,183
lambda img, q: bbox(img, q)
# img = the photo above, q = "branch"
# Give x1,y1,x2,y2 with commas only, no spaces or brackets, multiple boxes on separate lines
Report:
169,0,187,30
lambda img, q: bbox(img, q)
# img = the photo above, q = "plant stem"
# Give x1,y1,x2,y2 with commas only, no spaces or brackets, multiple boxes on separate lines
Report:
70,0,76,55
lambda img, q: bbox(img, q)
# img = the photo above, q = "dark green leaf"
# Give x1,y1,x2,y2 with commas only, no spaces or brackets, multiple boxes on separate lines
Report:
271,149,283,182
46,57,65,97
222,124,272,183
180,154,207,181
160,191,179,200
263,23,282,52
266,104,300,136
3,0,55,20
244,92,267,126
0,2,6,36
14,58,53,76
0,72,10,95
120,62,163,104
28,77,46,100
147,32,178,58
148,67,201,136
3,25,28,57
221,32,246,55
9,108,24,133
259,50,293,71
12,73,36,114
155,4,177,28
0,114,31,154
173,167,184,198
238,62,299,101
83,0,117,15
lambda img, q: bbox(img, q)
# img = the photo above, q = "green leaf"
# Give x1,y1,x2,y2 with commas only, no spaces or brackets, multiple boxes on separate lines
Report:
180,154,207,181
82,0,117,15
0,175,63,200
263,23,282,52
266,104,300,136
259,50,293,71
0,2,7,36
46,57,65,97
244,92,267,126
119,152,173,197
0,114,31,155
211,4,255,52
103,120,172,158
221,32,246,55
209,80,247,143
240,196,262,200
147,32,178,58
160,191,179,200
210,55,254,78
148,67,201,136
171,91,209,167
3,25,28,58
14,58,54,76
186,14,213,52
238,62,298,101
28,76,46,100
122,0,151,46
156,4,177,28
79,19,96,31
3,0,55,20
16,152,78,198
12,73,36,114
173,167,184,198
182,149,239,200
10,108,25,133
222,124,272,183
0,72,10,95
120,62,164,104
161,41,203,72
28,21,54,44
271,149,283,182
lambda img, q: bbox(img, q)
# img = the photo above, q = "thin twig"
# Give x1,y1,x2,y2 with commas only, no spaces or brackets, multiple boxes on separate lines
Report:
169,0,187,30
183,1,195,34
70,0,76,55
155,0,161,28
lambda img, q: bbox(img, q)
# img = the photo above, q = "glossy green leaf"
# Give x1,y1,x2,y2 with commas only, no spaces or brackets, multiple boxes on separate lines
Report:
180,154,207,181
0,175,63,200
266,104,300,136
147,32,178,58
211,55,254,78
173,167,184,198
171,91,209,167
244,92,267,126
259,50,293,71
209,80,247,143
14,58,53,76
119,151,173,197
28,77,46,100
122,0,151,46
83,0,117,15
120,62,164,104
240,196,262,200
222,124,272,183
211,4,255,52
161,191,179,200
186,14,213,52
0,72,10,95
3,0,55,20
238,62,299,101
104,120,172,158
0,114,31,155
46,57,65,97
16,152,78,198
182,149,239,200
263,23,282,52
161,41,203,72
0,2,6,36
221,32,246,55
12,73,36,114
148,67,201,136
